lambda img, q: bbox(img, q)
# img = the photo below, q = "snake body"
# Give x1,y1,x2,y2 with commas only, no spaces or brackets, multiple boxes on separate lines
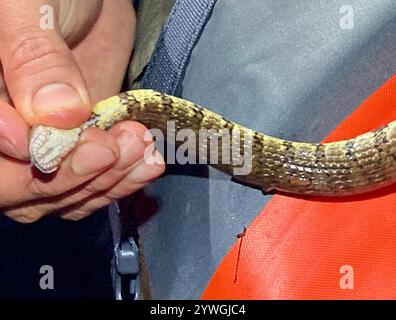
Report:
29,89,396,196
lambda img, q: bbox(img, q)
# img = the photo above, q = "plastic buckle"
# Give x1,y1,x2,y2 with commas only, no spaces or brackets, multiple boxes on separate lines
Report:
113,237,140,300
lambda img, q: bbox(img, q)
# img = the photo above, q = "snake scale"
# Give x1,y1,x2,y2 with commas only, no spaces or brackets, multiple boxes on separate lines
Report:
29,89,396,196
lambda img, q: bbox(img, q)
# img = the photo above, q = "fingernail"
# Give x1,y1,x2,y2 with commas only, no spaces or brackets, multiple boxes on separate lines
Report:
116,131,147,169
0,137,26,159
126,152,165,184
32,83,88,116
72,142,116,176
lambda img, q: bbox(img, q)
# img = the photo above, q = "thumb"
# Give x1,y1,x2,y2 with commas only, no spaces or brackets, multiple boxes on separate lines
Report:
0,0,92,129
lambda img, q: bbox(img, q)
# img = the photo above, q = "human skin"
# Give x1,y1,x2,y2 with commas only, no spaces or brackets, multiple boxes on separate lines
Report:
0,0,165,223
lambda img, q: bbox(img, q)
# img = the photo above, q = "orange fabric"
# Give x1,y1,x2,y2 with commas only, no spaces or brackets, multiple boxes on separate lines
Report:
202,74,396,299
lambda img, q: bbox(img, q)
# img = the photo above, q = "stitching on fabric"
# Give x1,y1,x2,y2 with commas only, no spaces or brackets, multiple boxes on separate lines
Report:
170,1,213,94
142,0,216,94
142,0,180,90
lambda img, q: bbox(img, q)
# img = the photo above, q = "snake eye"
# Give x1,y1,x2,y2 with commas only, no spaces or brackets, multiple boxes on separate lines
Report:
29,125,82,173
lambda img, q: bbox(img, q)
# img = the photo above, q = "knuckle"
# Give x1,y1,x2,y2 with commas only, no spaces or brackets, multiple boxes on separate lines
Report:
90,178,115,193
7,28,70,75
83,179,114,196
106,183,145,201
84,170,125,195
27,177,56,199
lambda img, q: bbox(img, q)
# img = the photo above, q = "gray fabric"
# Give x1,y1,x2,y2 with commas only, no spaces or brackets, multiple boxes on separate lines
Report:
134,0,396,299
140,0,217,94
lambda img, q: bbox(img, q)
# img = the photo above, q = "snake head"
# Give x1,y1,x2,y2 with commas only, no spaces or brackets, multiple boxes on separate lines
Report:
29,125,82,174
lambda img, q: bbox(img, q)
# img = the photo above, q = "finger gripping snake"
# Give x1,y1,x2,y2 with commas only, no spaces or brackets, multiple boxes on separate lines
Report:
29,89,396,196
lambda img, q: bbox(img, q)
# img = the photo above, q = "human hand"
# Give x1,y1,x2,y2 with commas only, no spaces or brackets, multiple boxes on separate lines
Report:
0,0,165,223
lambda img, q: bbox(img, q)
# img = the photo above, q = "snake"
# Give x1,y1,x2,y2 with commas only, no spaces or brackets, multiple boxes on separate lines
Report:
28,89,396,197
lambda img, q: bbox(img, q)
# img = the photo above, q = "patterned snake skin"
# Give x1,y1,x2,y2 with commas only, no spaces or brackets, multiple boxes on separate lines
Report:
29,89,396,196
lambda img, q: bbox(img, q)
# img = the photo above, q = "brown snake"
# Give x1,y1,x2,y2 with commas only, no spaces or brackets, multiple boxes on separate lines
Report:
29,89,396,196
